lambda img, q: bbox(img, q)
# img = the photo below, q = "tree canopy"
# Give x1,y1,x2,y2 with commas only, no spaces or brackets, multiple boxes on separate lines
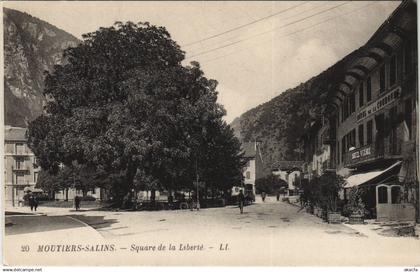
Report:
28,21,245,203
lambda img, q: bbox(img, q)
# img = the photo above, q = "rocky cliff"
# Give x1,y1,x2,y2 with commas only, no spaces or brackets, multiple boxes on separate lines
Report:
4,8,79,127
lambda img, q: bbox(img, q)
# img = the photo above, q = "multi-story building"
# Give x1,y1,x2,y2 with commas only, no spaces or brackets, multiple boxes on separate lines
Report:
242,141,264,195
327,0,417,221
301,117,334,181
4,126,40,206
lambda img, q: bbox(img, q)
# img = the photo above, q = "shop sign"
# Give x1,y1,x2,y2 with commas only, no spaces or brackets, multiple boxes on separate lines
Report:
351,146,371,160
356,87,401,122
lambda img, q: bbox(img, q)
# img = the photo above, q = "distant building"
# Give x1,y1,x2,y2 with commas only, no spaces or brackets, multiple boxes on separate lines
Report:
271,161,304,196
4,126,40,206
242,141,264,195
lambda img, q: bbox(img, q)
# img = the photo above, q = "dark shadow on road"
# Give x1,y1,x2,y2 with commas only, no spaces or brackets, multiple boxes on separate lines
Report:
70,214,118,230
5,215,91,236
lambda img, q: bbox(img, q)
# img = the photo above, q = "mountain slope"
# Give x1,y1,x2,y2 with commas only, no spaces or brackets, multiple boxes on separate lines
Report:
4,8,80,127
232,48,363,170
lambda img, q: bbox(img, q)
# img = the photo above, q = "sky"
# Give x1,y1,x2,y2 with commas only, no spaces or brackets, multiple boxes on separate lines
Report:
5,1,401,123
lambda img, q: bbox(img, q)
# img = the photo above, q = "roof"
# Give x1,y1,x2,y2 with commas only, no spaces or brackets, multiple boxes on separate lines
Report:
345,161,402,188
242,142,256,158
272,161,304,171
5,126,27,142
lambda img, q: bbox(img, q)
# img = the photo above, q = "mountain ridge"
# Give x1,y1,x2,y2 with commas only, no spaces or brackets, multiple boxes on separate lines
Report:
4,7,80,127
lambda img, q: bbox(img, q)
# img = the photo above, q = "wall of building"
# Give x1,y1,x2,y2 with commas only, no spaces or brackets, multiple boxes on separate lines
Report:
4,140,40,206
335,37,417,174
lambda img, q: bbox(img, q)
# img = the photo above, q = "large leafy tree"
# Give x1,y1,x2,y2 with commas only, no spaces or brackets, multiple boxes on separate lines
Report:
28,22,243,203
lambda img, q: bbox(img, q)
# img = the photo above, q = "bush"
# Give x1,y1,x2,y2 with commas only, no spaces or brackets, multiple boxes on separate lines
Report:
255,175,287,194
302,172,346,212
81,195,96,201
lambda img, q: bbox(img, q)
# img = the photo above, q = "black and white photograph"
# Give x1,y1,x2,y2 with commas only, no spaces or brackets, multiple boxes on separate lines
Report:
2,0,420,267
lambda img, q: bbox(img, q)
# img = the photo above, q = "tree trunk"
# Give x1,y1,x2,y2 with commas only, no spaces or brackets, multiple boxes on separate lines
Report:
65,188,69,201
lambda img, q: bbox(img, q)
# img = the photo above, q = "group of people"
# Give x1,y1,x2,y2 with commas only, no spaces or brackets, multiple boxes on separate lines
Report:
27,194,39,211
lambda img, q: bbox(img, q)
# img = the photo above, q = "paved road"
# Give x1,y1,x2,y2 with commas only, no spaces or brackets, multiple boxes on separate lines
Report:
4,198,420,266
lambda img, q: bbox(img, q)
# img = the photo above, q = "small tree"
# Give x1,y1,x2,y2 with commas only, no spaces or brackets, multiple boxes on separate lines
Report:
318,172,346,212
343,186,368,217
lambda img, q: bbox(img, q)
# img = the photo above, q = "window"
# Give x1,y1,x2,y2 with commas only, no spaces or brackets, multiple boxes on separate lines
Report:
358,83,364,108
404,41,412,75
358,124,364,147
379,65,386,93
349,92,355,114
378,186,388,204
351,129,356,148
389,55,397,86
337,141,340,164
367,120,373,144
366,77,372,102
15,173,25,185
15,143,24,154
405,98,412,139
341,137,345,163
34,172,38,184
391,186,401,204
245,171,251,179
15,157,24,169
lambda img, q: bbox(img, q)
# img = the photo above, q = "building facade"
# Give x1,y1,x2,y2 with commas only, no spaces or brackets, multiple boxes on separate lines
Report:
271,161,304,195
242,141,264,195
4,126,40,206
328,0,418,221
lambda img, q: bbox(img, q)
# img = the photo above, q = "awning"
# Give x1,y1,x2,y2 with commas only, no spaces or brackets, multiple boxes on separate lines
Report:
345,161,402,188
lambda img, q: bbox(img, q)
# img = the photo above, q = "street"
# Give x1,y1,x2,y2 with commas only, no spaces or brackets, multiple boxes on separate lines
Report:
4,198,420,266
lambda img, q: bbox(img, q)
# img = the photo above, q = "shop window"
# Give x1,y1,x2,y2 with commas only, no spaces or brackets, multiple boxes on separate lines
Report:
367,120,373,144
366,77,372,102
391,186,401,204
404,41,412,75
358,124,364,147
389,55,397,86
359,83,364,108
378,186,388,204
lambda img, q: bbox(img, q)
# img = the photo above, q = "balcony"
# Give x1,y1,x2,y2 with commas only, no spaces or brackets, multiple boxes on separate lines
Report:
13,166,30,172
343,140,406,168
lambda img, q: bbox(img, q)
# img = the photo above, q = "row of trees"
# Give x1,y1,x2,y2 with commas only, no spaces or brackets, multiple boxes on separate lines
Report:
28,22,245,205
255,174,288,195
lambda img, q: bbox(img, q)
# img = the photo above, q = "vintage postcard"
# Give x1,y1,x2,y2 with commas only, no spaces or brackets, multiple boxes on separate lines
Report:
2,0,420,267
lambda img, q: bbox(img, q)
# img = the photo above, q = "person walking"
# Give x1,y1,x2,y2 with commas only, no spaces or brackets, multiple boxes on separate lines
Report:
33,195,39,211
238,190,245,214
261,191,266,202
74,195,81,211
276,191,280,201
28,193,34,211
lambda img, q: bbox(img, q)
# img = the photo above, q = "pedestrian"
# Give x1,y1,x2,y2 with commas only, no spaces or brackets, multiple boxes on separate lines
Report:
261,191,266,202
74,195,81,211
28,193,34,211
33,195,38,211
276,191,280,201
238,190,245,214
